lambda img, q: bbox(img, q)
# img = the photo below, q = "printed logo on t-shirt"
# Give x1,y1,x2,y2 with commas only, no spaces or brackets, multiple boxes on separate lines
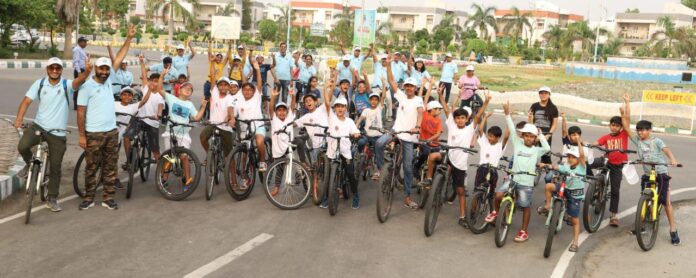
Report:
450,135,456,141
517,150,533,158
171,103,191,119
309,118,314,123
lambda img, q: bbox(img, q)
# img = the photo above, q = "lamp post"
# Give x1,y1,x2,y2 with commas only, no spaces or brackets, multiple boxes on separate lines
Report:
592,0,607,63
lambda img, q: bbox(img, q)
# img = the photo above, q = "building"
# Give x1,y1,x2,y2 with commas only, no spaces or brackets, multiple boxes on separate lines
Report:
614,3,696,56
288,0,360,37
388,6,466,38
494,1,583,44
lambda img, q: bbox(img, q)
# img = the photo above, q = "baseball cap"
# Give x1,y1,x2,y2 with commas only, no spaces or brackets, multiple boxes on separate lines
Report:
237,45,245,49
445,53,453,58
275,102,288,109
466,65,475,71
394,51,401,55
538,86,551,94
229,80,239,87
176,44,185,50
342,55,351,61
566,146,580,158
78,36,89,42
46,57,63,67
233,55,242,61
333,97,348,107
426,101,443,110
120,87,136,95
95,57,112,68
369,92,381,99
404,77,418,86
180,82,194,90
518,123,539,135
463,106,472,117
379,54,387,60
353,47,361,51
216,77,232,85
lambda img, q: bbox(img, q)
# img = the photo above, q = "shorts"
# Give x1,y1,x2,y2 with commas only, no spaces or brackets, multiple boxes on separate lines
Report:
255,126,267,136
162,132,192,150
474,165,498,191
449,162,467,188
142,124,160,152
641,174,671,206
555,184,583,218
117,126,127,143
496,180,534,208
200,126,236,157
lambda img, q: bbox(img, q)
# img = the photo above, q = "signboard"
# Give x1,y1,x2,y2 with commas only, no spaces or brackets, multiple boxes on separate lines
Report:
642,90,696,106
352,10,376,47
211,16,241,40
310,23,326,36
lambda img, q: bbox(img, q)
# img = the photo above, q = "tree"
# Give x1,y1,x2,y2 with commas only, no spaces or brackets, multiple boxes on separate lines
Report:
269,3,294,43
95,0,130,31
376,21,392,47
502,7,532,46
415,39,428,54
330,19,352,47
130,16,142,26
258,19,277,42
242,0,251,30
542,25,564,50
377,6,388,13
465,4,497,41
432,28,454,51
433,13,463,43
624,8,640,13
217,1,240,16
603,36,623,56
56,0,80,58
147,0,200,44
653,16,677,57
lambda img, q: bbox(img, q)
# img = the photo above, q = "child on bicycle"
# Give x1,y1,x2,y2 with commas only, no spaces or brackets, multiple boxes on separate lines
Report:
621,93,680,245
295,84,329,165
420,89,490,227
236,59,268,171
268,87,297,196
413,80,444,183
200,52,238,165
487,101,550,243
538,141,586,252
114,85,152,189
554,112,594,178
473,111,508,194
352,71,372,119
355,78,388,180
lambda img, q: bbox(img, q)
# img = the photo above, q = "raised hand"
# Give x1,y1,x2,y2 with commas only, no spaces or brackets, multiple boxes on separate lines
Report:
622,92,630,103
84,54,93,73
138,53,145,64
127,24,136,38
560,112,566,118
484,91,492,102
503,100,511,115
271,87,280,98
485,111,494,119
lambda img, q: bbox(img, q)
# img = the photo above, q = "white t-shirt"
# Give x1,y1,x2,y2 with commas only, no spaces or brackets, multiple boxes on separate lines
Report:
446,114,476,170
138,87,165,128
326,111,359,160
392,89,423,142
209,87,236,132
236,92,263,132
477,135,507,167
115,102,139,135
296,105,329,149
361,106,383,137
271,111,296,158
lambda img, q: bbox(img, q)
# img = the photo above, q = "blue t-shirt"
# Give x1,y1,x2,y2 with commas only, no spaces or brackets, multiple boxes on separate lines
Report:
149,64,179,91
274,53,293,81
25,77,74,136
410,69,431,87
372,62,388,89
252,64,272,84
391,61,406,82
164,94,198,136
78,77,117,132
172,54,191,76
440,62,458,83
350,55,365,71
353,91,370,115
558,164,587,194
111,69,134,94
337,62,353,84
298,61,317,83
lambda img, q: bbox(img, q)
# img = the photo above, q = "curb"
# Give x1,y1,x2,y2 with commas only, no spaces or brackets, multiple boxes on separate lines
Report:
0,59,139,70
0,158,25,204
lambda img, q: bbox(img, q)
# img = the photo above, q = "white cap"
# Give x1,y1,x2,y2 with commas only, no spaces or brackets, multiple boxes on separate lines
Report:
403,77,418,86
176,44,185,50
342,55,351,61
233,55,242,60
566,146,580,158
426,101,443,110
445,53,453,58
353,47,361,51
237,45,245,49
46,57,62,67
378,54,387,60
275,102,288,109
95,57,112,68
216,77,232,84
333,97,348,107
463,106,472,117
517,123,539,136
119,87,136,95
415,58,424,63
466,65,475,71
229,80,239,87
538,86,551,93
369,92,381,99
394,51,401,55
255,54,264,59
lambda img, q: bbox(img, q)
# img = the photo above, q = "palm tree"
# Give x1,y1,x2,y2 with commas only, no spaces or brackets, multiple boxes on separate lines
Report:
333,5,354,24
269,4,294,43
376,21,392,47
542,25,563,50
217,1,240,16
564,21,603,58
652,16,677,57
55,0,80,59
603,36,624,56
465,3,497,41
436,13,464,42
502,7,532,45
147,0,200,45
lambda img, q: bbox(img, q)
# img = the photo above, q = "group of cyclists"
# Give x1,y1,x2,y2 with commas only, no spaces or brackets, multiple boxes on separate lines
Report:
14,25,683,254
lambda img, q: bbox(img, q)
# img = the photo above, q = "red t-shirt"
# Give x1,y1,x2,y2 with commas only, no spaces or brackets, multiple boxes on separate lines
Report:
596,130,629,164
420,112,443,147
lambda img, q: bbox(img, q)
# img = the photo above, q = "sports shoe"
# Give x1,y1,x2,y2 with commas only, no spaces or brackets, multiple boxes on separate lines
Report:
258,162,267,172
78,200,94,210
101,199,119,210
17,165,29,179
419,178,432,189
514,230,529,242
371,172,380,181
484,211,498,223
319,197,328,209
458,217,469,228
114,179,124,190
671,230,681,246
121,163,130,171
352,194,360,209
45,197,62,212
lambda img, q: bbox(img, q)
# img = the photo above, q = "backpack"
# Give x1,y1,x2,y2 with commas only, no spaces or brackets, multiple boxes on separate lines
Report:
37,77,70,109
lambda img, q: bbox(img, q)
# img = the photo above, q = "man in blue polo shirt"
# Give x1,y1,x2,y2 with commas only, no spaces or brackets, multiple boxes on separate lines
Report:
271,42,294,102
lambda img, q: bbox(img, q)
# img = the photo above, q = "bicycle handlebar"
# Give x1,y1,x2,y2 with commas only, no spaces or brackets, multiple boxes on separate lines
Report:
585,144,636,154
628,160,682,168
437,143,477,154
21,124,70,135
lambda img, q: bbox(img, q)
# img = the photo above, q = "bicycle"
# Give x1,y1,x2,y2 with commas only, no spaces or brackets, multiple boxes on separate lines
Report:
582,144,636,233
21,124,69,224
467,157,510,234
423,143,477,237
629,160,682,251
224,118,272,201
315,132,359,216
263,121,312,210
373,127,420,223
116,112,155,199
354,136,377,182
154,117,202,201
542,167,597,258
72,122,129,198
203,121,231,201
302,123,330,206
494,169,538,248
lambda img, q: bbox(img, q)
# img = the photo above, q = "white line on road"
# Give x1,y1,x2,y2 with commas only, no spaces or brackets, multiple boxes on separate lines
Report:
183,233,275,278
550,186,696,278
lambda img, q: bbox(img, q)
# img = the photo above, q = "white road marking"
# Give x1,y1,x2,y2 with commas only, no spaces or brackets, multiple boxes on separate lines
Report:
183,233,274,278
550,186,696,278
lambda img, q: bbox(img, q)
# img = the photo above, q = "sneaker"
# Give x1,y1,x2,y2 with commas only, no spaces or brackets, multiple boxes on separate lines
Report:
458,217,469,228
446,193,456,205
114,179,124,190
352,195,360,209
514,230,529,242
419,178,432,188
101,199,119,210
258,162,267,172
404,199,419,209
371,172,380,181
537,206,549,216
45,197,62,212
671,230,681,246
319,197,328,209
17,165,29,179
78,200,94,210
484,211,498,223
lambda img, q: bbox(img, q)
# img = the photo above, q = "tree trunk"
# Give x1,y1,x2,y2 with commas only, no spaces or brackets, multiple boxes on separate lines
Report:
63,23,74,59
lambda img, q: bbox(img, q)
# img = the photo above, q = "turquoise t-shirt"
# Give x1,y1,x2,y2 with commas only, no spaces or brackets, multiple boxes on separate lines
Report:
165,94,197,136
337,62,353,84
410,69,431,87
390,61,406,82
111,69,134,94
172,54,191,76
350,54,365,71
506,115,550,187
25,77,74,136
630,135,669,174
274,53,293,81
149,64,179,91
78,77,117,132
558,164,587,195
298,61,317,84
372,62,388,88
440,62,458,83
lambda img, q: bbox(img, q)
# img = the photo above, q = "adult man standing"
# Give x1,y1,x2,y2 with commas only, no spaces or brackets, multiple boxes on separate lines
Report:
14,57,90,212
76,25,136,211
271,42,293,102
173,41,195,77
72,36,89,110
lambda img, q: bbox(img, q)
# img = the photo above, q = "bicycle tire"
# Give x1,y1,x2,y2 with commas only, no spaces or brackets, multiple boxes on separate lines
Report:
154,147,201,201
311,154,328,206
468,188,492,234
424,172,444,237
376,162,395,223
225,147,256,201
328,162,340,216
263,158,312,210
205,144,216,201
495,200,513,248
544,199,563,258
139,140,151,182
583,179,604,233
354,153,365,182
24,163,40,224
72,152,102,198
126,149,138,199
635,192,659,251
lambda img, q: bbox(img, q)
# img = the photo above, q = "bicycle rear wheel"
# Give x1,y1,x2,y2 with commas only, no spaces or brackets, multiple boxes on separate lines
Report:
583,179,605,233
311,154,328,206
72,152,102,198
544,199,563,258
468,187,492,234
495,200,513,248
264,158,312,210
635,192,659,251
225,148,256,201
327,163,340,216
155,147,201,201
139,140,151,182
423,173,444,237
126,149,138,199
376,162,395,223
24,164,40,224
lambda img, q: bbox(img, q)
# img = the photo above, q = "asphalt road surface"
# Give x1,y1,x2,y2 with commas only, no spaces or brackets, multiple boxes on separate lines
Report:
0,50,694,278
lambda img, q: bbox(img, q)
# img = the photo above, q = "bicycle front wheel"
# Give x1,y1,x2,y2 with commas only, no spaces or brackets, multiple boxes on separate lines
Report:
24,163,40,224
155,147,201,201
126,149,138,199
468,187,492,234
311,154,329,206
139,141,151,182
327,162,340,216
635,192,659,251
583,179,605,233
376,162,395,223
225,147,256,201
205,146,217,201
423,173,444,237
39,163,50,202
264,158,311,210
495,199,513,248
544,199,563,258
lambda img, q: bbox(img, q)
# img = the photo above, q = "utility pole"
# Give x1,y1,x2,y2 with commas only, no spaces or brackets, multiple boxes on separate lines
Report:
593,0,607,63
286,1,291,48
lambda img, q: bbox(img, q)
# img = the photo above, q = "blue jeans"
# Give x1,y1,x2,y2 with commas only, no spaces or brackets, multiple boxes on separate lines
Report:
376,135,415,196
278,79,290,103
374,134,392,170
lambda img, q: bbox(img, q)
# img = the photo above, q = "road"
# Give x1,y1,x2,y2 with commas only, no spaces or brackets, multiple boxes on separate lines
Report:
0,51,695,278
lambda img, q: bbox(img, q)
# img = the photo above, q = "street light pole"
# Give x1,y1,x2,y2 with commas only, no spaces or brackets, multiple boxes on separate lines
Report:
592,0,606,63
286,1,291,48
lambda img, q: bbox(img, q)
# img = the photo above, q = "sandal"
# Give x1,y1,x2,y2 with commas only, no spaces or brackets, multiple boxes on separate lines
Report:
568,244,578,252
609,217,619,227
537,206,550,215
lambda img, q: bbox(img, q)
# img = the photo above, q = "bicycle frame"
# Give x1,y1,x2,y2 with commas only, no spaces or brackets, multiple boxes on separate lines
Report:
642,168,660,222
27,141,48,193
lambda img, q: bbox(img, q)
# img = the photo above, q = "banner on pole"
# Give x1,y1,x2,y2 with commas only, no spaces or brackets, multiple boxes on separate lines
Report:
211,16,241,40
352,10,376,47
642,90,696,106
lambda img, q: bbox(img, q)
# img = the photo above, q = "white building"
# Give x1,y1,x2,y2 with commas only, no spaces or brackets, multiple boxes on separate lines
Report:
615,3,696,56
288,0,360,36
493,1,584,44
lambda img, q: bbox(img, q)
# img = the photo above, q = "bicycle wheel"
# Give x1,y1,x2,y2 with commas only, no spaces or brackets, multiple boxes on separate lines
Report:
495,199,513,248
155,147,201,201
139,140,151,182
311,154,328,206
468,187,492,234
263,158,312,210
225,147,256,201
424,172,444,237
635,192,659,251
583,179,605,233
376,162,395,223
126,149,138,199
205,145,217,201
327,162,340,216
72,152,102,198
39,163,50,202
24,163,40,224
544,199,563,258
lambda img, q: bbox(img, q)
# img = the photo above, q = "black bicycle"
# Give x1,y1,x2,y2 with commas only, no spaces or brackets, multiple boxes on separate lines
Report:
116,112,154,199
467,157,510,234
302,123,330,206
72,121,129,198
315,132,359,216
224,118,272,201
203,121,232,201
155,117,202,201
